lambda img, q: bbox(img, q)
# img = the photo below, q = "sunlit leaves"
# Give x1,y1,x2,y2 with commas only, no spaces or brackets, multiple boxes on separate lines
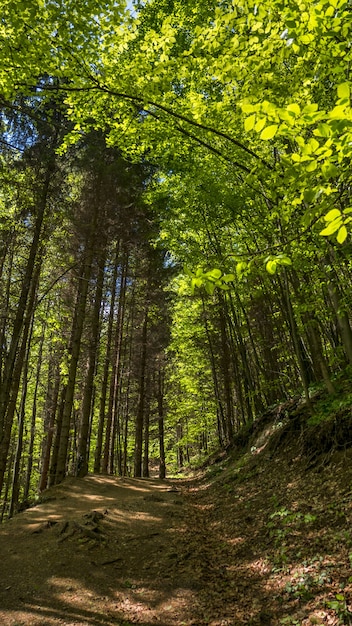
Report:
190,267,235,295
260,124,278,140
265,255,292,275
319,208,352,243
337,82,350,101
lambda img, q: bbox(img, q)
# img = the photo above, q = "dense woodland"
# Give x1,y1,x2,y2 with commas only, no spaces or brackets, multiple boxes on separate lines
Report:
0,0,352,518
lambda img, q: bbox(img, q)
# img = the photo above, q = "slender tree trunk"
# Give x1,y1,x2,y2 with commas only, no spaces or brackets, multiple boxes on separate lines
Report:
328,283,352,365
134,304,149,477
279,272,312,408
24,321,46,500
0,143,56,439
55,224,97,484
176,423,184,468
8,322,32,518
157,366,166,479
0,261,41,495
94,243,120,473
0,241,14,386
77,249,106,477
218,295,234,441
102,254,128,474
48,386,66,487
0,447,14,522
39,354,61,492
142,373,151,478
202,297,226,446
122,303,135,476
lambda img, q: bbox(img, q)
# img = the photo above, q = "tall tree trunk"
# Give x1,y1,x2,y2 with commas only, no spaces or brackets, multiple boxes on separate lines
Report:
48,386,66,488
122,301,135,476
55,223,97,484
24,321,46,500
218,295,234,442
77,249,106,477
142,372,151,478
39,353,61,492
134,304,149,478
278,272,312,408
94,243,120,473
102,253,128,474
8,317,33,518
0,141,56,440
0,261,41,495
202,297,226,446
327,283,352,365
0,241,14,387
157,366,166,479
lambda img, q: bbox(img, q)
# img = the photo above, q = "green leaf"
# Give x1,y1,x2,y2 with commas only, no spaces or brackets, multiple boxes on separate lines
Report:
324,208,341,222
255,117,266,132
260,124,278,140
337,225,348,244
222,273,235,283
321,162,339,178
327,601,340,610
277,256,292,266
242,103,256,114
236,262,247,274
204,281,215,295
266,260,277,274
194,277,203,287
305,160,318,172
336,593,345,601
302,103,319,115
206,268,222,280
287,103,301,116
244,114,256,132
337,82,350,100
320,218,343,236
313,123,332,138
328,105,347,119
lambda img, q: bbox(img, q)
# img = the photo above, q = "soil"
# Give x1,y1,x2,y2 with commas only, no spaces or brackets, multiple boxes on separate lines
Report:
1,436,352,625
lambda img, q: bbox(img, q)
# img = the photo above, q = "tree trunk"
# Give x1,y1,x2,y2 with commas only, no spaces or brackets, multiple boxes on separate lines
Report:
94,243,120,473
102,253,128,474
0,261,41,495
0,143,56,440
55,223,97,484
157,366,166,479
39,353,61,492
134,304,149,478
278,272,312,409
77,249,106,477
8,320,32,518
24,320,46,500
142,373,151,478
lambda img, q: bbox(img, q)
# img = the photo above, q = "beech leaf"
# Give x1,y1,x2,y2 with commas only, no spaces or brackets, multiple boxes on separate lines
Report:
260,124,278,140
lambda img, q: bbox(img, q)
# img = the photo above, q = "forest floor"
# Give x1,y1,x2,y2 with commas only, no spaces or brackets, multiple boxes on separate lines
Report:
1,417,352,625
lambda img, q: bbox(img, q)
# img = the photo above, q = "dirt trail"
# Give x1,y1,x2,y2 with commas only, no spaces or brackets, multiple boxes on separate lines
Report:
1,449,352,626
0,475,200,626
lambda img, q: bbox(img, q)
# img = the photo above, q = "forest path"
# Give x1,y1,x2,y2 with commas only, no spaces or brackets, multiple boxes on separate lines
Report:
1,452,352,626
0,474,225,626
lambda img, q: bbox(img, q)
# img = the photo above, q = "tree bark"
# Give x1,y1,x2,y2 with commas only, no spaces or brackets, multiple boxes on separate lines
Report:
55,217,98,484
134,303,149,478
94,242,120,473
157,366,166,479
77,249,106,477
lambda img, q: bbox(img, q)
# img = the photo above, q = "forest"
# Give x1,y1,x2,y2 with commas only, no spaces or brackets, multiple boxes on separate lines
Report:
0,0,352,520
